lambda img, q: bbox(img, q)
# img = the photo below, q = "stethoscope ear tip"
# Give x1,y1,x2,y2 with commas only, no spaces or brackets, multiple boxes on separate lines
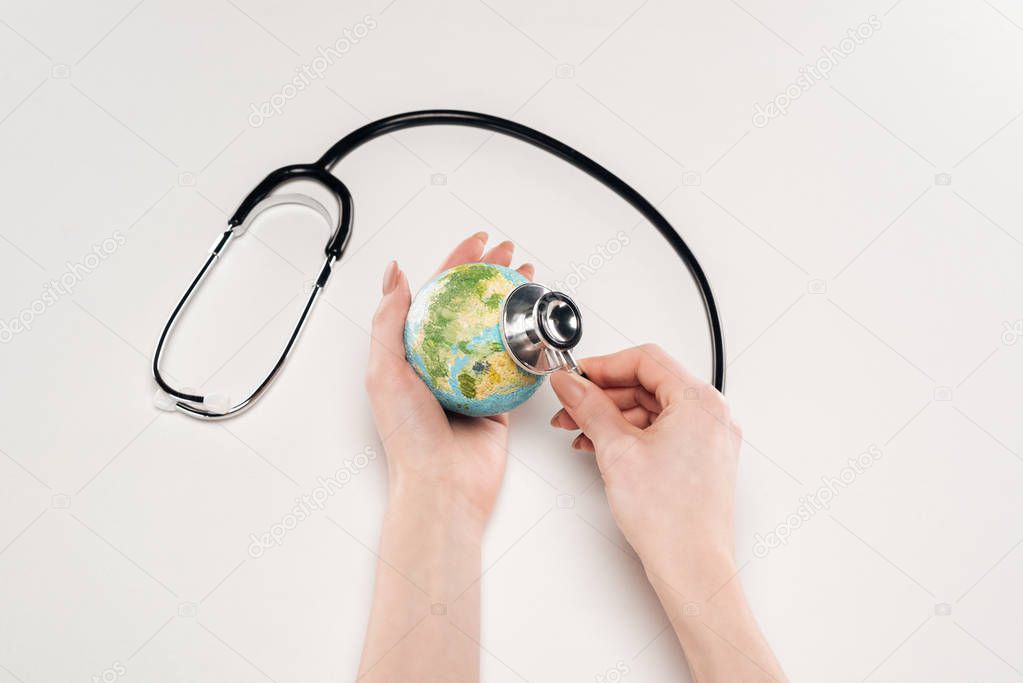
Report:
153,388,177,412
204,393,232,414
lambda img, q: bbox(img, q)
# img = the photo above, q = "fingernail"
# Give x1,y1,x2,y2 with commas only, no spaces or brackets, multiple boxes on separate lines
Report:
382,260,399,295
551,370,586,409
571,434,585,450
549,411,562,428
472,231,488,245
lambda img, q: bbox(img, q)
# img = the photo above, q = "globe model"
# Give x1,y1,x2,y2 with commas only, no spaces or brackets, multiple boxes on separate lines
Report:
404,262,543,416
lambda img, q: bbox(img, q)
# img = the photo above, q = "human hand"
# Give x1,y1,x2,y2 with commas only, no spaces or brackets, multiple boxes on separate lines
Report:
360,234,534,681
549,346,788,681
549,345,742,590
365,232,534,529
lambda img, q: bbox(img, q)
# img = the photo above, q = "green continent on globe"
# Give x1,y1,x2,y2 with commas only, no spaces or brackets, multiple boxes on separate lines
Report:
404,262,543,416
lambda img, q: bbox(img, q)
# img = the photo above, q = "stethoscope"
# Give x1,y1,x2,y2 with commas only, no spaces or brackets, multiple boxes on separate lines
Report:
153,110,725,419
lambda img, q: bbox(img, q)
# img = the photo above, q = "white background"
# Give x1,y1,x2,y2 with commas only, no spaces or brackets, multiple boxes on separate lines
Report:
1,0,1021,681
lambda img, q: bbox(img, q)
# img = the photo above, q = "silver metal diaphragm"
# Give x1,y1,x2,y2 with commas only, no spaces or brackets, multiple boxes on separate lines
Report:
500,282,584,375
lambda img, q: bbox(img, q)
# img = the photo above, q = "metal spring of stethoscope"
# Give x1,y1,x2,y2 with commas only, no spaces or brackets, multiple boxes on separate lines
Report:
153,110,725,420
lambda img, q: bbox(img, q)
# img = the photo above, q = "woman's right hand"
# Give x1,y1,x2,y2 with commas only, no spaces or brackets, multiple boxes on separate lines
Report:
549,346,786,682
548,344,742,594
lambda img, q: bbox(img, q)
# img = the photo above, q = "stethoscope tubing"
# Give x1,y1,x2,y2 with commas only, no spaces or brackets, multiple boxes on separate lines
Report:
153,110,724,419
316,110,724,392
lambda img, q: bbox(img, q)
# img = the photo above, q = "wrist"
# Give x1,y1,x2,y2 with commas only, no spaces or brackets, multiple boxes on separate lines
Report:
377,487,486,605
363,486,486,652
642,544,738,606
386,480,488,541
644,546,754,646
661,577,783,682
386,449,501,533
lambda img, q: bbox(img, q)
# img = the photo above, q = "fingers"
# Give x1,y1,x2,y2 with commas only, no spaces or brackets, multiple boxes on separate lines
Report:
550,385,659,429
481,239,515,266
550,410,574,429
480,239,533,278
602,385,660,414
549,370,639,447
620,406,654,429
435,233,532,280
366,261,413,387
579,344,698,406
432,231,488,276
552,405,653,431
571,433,595,453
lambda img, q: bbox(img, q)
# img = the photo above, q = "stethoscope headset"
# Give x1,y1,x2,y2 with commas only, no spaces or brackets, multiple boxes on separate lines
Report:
153,110,725,419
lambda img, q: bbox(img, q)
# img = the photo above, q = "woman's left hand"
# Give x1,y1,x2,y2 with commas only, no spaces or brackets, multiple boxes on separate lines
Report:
364,232,534,529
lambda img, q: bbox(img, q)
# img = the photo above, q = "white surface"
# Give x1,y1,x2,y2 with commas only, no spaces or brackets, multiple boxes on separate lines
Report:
1,1,1021,681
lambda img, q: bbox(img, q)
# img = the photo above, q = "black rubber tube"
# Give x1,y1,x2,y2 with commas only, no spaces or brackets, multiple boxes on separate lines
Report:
317,110,725,392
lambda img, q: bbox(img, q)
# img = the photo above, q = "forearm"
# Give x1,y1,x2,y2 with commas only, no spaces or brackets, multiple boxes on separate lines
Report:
646,556,786,683
358,490,485,682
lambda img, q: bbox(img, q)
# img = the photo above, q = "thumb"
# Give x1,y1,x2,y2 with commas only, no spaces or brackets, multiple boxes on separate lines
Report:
549,371,637,447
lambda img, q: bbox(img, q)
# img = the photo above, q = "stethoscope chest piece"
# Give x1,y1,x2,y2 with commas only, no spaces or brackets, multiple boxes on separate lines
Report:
500,283,584,375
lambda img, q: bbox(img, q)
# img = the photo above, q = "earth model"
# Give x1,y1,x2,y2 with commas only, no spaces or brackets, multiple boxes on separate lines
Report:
404,263,543,416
